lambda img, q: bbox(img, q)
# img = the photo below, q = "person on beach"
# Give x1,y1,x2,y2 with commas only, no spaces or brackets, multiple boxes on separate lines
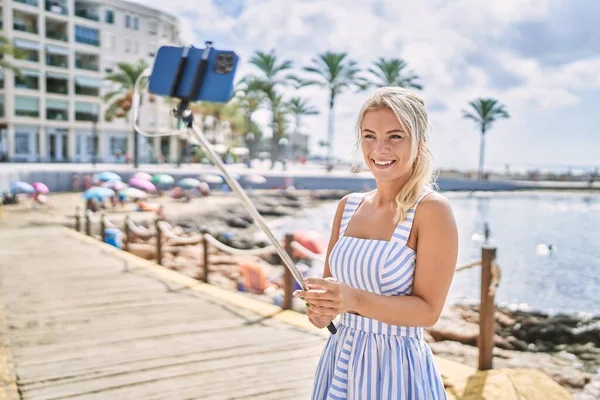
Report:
294,87,458,399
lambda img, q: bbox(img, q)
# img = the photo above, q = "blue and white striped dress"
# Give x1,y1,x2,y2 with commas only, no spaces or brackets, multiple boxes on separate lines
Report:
312,188,447,400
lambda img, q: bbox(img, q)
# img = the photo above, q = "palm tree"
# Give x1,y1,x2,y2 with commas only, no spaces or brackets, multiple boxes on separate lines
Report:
0,35,25,77
236,77,267,158
103,59,149,168
302,52,364,169
286,97,319,160
462,98,510,179
366,57,423,90
246,50,297,168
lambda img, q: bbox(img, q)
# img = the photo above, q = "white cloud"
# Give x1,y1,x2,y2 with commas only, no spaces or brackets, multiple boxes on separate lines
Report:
133,0,598,170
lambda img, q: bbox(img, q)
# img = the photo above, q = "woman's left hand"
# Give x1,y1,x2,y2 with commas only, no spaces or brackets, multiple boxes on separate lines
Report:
294,277,358,316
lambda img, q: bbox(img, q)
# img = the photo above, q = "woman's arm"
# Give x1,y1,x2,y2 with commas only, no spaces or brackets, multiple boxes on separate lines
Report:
305,195,348,328
300,194,458,328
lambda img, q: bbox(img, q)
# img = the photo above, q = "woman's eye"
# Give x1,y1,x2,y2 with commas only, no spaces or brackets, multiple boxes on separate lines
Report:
363,134,375,139
390,134,403,139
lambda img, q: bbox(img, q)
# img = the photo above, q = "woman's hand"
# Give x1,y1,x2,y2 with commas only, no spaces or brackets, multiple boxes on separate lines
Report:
294,277,358,318
306,306,333,329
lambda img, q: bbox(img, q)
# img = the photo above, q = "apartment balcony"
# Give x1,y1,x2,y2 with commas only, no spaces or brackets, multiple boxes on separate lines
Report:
45,0,68,16
74,1,100,22
13,10,38,35
13,0,39,7
75,52,99,71
13,39,40,63
46,19,68,42
46,73,69,95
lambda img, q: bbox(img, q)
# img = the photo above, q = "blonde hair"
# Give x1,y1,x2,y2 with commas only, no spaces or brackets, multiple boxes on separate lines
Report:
355,86,436,224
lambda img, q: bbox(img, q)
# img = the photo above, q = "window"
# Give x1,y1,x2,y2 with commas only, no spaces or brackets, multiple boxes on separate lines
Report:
110,137,127,155
105,9,114,24
133,16,139,30
0,70,3,89
0,96,4,118
75,25,100,46
125,39,131,53
75,102,99,121
15,132,30,154
125,15,130,28
148,21,157,35
75,76,102,96
14,69,39,90
133,41,139,54
15,96,39,117
104,33,116,50
46,98,68,120
46,73,68,94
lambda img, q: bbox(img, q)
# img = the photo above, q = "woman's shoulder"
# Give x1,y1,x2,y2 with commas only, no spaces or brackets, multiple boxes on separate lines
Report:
417,190,454,220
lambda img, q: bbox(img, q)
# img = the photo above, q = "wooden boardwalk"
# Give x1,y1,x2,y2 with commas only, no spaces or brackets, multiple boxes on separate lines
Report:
0,227,325,400
0,226,574,400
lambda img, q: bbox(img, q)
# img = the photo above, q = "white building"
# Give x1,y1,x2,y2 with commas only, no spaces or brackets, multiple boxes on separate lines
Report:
0,0,182,163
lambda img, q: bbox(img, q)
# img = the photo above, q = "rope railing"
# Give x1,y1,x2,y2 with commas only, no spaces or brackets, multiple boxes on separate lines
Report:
203,233,277,256
455,259,482,272
73,206,502,370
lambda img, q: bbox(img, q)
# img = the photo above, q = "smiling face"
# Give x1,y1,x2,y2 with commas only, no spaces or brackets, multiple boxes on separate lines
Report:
360,107,416,183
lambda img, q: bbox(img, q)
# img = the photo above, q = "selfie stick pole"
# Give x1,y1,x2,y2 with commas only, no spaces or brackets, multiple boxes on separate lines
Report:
133,42,337,335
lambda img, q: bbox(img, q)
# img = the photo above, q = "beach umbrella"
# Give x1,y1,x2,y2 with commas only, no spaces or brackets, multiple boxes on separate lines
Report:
31,182,50,194
198,173,223,184
128,177,157,193
102,180,128,191
152,174,175,187
132,172,152,181
121,187,147,199
243,174,267,185
178,178,202,189
82,187,115,200
96,171,121,182
10,181,35,195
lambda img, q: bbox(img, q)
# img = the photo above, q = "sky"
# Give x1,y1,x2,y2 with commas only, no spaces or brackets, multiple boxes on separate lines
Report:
133,0,600,173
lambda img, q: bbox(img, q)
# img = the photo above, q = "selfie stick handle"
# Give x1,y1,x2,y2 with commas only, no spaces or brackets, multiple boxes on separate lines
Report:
183,119,336,335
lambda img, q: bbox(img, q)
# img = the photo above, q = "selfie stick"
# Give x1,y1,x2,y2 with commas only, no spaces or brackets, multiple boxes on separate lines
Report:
133,42,337,335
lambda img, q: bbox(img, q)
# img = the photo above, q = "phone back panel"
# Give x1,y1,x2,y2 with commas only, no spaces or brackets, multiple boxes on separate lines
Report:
148,46,239,104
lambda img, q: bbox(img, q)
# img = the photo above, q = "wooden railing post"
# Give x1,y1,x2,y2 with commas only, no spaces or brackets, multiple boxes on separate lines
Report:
155,219,162,265
123,216,130,251
74,206,81,232
85,211,92,236
479,244,497,370
100,213,106,242
201,229,209,283
282,233,295,310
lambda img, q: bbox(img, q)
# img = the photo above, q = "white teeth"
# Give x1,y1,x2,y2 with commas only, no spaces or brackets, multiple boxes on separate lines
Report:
374,160,394,166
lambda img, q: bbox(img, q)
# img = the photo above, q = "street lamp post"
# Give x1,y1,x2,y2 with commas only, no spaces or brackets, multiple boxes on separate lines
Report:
278,137,289,171
92,115,98,168
245,132,255,168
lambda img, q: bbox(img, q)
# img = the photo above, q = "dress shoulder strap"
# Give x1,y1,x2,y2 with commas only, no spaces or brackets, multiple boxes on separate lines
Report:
390,187,434,245
339,192,366,236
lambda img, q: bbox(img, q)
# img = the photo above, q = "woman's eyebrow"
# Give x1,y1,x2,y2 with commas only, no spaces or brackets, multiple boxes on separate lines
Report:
361,129,405,134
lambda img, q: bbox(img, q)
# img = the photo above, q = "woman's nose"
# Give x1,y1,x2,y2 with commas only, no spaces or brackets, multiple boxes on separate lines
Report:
375,140,390,153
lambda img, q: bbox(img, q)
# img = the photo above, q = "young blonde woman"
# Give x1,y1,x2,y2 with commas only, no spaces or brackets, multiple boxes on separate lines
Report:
295,87,458,399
